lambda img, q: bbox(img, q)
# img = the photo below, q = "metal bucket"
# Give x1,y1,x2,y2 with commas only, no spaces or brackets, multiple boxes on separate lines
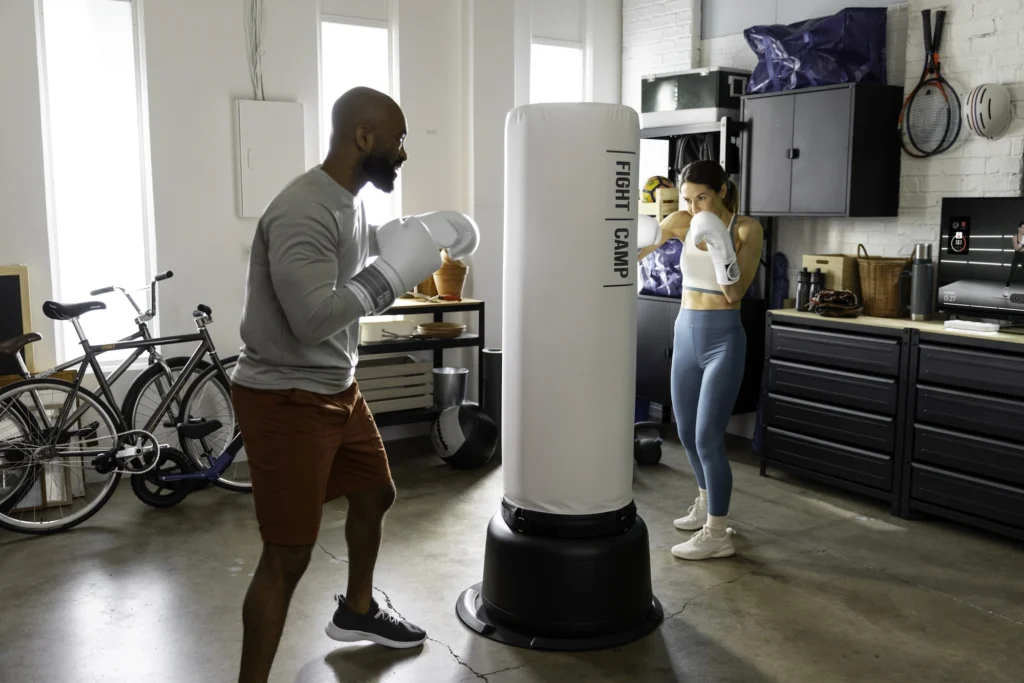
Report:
433,367,469,408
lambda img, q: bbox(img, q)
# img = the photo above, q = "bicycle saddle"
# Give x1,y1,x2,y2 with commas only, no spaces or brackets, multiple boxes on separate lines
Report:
42,300,107,321
0,332,42,356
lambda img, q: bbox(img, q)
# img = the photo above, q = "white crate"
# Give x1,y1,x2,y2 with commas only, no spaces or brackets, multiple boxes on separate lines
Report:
356,356,433,414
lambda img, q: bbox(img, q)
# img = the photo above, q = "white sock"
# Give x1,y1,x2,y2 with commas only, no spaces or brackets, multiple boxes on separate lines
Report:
706,514,728,536
698,488,708,505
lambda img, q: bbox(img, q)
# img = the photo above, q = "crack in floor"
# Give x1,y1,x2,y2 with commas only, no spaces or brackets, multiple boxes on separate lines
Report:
317,542,349,565
316,543,510,680
664,547,823,622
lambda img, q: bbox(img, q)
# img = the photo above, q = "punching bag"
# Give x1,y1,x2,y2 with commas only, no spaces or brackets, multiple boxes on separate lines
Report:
456,103,663,651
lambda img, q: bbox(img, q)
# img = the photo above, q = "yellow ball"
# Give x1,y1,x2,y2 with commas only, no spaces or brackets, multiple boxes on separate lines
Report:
641,175,673,203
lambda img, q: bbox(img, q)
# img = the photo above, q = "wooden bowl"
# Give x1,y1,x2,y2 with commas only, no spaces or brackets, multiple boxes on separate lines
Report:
417,322,466,339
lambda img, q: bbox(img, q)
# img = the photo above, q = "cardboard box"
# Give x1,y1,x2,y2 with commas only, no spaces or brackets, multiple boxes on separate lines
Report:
802,253,860,296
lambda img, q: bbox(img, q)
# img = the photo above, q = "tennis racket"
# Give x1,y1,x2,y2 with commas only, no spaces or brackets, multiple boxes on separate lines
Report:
899,9,962,157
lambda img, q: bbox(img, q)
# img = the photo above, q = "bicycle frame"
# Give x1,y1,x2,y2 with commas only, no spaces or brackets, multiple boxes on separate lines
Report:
54,318,232,443
41,324,169,386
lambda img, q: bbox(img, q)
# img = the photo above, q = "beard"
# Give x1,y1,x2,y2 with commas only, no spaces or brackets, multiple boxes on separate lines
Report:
362,150,400,192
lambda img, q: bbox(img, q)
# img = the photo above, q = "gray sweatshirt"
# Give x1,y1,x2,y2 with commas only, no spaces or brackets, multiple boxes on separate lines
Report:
231,167,377,394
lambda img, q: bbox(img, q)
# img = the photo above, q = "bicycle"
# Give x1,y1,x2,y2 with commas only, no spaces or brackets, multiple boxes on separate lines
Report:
0,296,248,535
3,271,215,453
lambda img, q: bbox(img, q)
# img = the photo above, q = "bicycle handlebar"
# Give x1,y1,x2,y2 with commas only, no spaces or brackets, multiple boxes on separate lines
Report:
155,271,174,282
89,285,116,296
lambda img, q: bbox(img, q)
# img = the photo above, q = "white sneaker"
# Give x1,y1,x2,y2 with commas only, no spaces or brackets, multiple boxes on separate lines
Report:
673,496,708,531
671,526,735,560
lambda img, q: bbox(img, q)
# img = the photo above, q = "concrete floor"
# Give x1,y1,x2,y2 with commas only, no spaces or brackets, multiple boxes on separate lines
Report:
1,435,1023,683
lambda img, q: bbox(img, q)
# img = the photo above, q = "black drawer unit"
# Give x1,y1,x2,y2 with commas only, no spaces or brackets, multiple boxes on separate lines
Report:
915,384,1024,444
767,359,898,414
917,343,1024,400
765,428,893,494
760,312,910,514
903,330,1024,542
765,394,895,454
910,464,1024,538
770,324,900,377
913,425,1024,488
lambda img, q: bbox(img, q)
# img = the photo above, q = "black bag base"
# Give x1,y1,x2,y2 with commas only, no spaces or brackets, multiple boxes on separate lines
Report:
455,511,664,651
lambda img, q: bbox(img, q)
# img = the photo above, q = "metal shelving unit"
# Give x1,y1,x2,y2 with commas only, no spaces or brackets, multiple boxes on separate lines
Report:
358,297,485,427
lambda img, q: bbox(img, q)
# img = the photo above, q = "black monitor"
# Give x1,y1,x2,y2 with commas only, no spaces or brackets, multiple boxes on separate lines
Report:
937,197,1024,323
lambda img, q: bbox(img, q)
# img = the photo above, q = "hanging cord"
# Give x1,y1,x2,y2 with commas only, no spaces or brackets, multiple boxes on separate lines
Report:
244,0,266,100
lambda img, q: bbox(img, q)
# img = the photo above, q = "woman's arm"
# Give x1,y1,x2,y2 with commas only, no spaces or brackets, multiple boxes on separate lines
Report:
638,210,692,261
719,218,764,304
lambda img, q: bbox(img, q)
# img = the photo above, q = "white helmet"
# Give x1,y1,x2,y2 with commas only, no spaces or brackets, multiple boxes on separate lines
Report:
964,83,1012,140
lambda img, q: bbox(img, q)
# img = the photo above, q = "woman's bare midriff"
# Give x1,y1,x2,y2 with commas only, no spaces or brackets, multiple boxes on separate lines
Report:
682,290,741,311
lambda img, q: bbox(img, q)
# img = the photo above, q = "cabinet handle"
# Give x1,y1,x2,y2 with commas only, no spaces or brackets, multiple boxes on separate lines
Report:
664,348,673,360
786,148,800,159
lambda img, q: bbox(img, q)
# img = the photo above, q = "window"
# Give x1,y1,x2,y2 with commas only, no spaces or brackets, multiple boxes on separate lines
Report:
529,42,585,104
320,18,397,228
38,0,154,365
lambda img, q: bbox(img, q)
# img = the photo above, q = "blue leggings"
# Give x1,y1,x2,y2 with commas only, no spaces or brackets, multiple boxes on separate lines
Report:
669,307,746,517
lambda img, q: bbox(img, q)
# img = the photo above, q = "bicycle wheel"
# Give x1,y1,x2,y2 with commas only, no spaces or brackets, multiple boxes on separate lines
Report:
121,356,209,451
0,378,122,534
178,359,251,493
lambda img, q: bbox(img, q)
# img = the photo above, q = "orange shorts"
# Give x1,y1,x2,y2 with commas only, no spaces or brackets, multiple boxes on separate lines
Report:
231,381,393,546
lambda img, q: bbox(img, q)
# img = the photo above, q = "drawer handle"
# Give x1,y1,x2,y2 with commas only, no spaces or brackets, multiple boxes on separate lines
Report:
786,148,800,159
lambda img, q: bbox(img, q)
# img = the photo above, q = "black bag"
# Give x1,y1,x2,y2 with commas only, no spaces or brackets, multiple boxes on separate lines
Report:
743,8,889,94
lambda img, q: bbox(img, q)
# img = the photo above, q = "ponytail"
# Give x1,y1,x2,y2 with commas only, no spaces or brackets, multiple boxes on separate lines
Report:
723,178,739,214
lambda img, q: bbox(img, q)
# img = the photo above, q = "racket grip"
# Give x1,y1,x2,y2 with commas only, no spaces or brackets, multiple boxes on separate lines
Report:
922,9,932,54
934,10,946,48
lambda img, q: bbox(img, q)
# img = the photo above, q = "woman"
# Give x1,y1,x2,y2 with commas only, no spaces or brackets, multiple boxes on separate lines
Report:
638,160,763,561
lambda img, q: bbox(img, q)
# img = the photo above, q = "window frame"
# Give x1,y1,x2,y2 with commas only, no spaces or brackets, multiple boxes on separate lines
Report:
317,11,402,223
36,0,159,368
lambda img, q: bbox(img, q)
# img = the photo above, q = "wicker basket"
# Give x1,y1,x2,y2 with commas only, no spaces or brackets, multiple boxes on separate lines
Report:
856,244,910,318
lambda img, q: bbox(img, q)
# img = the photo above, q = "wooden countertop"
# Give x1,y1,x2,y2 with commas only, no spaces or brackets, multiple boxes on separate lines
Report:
771,308,1024,346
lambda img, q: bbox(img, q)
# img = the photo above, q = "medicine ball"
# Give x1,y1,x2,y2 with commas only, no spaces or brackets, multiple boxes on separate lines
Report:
431,404,498,469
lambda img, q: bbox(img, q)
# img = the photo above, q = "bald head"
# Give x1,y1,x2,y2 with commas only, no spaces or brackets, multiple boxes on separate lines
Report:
325,86,407,194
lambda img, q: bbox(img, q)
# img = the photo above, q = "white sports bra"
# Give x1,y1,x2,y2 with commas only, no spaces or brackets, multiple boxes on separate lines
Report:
680,212,737,295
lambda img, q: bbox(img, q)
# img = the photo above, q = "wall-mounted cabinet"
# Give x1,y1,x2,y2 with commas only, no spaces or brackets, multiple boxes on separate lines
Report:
740,83,903,218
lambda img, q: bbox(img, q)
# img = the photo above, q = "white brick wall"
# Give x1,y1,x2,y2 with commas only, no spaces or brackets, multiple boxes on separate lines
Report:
621,0,701,111
624,0,1024,296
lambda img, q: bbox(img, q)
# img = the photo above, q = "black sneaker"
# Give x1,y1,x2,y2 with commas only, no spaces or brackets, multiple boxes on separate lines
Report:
325,595,427,648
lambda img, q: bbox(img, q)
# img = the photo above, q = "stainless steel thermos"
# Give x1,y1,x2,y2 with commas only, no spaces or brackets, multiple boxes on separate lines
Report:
901,243,935,320
796,267,810,310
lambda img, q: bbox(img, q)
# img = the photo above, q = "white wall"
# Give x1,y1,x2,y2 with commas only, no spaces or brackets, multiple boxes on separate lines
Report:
142,0,321,360
1,0,58,370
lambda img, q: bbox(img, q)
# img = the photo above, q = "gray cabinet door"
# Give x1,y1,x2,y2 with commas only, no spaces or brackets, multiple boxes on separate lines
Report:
743,95,795,215
790,87,852,214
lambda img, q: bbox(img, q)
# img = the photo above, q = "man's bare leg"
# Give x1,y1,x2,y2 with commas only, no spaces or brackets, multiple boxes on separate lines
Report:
343,482,397,613
238,544,313,683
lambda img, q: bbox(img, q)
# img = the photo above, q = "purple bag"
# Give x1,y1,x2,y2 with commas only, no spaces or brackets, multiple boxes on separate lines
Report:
743,8,888,94
640,239,683,298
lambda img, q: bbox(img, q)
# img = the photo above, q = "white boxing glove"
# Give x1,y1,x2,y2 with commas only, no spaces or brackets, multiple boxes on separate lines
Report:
690,212,741,285
416,211,480,261
637,215,660,251
345,215,443,314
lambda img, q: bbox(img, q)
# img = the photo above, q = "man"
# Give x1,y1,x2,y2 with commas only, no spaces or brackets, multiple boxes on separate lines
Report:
231,86,478,683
